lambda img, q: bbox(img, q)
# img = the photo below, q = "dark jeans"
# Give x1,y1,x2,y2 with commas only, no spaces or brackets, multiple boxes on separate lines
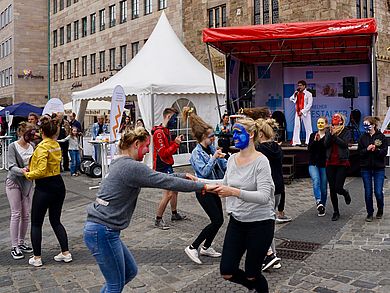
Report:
31,175,68,256
361,168,385,216
84,221,137,292
326,165,348,213
59,142,69,170
191,192,224,249
277,191,285,212
220,216,274,293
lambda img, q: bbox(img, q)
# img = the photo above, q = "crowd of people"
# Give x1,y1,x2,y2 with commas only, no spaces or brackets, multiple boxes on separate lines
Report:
3,98,388,293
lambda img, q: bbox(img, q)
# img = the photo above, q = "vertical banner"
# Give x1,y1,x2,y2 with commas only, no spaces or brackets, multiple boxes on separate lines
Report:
110,85,126,156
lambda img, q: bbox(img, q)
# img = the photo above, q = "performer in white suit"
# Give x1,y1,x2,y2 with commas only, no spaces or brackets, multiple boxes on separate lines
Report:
289,80,313,146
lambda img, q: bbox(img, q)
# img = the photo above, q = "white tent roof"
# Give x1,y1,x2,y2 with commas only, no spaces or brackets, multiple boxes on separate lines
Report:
64,100,111,111
72,12,225,100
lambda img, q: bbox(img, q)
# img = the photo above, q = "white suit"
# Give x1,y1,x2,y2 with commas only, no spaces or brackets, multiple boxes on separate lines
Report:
289,89,313,145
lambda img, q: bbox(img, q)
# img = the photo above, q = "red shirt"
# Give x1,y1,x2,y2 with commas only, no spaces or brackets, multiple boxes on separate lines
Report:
296,92,305,114
152,125,179,170
327,142,350,167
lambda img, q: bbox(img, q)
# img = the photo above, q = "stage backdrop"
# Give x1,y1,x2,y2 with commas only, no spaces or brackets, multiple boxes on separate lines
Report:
283,64,371,140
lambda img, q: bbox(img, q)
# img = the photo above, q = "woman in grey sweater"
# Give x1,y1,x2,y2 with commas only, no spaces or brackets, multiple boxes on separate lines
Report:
84,127,216,292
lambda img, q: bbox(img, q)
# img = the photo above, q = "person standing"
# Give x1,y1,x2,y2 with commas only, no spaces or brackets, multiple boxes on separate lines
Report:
6,122,34,259
57,126,82,176
24,114,71,267
69,112,82,133
152,108,185,230
119,116,133,133
28,113,39,125
84,127,216,292
358,116,388,222
91,115,108,163
324,113,352,221
216,114,232,158
182,107,227,264
289,80,313,146
57,113,71,171
308,117,329,217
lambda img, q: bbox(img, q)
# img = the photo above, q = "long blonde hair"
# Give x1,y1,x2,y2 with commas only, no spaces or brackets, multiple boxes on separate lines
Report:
182,107,212,143
256,118,279,141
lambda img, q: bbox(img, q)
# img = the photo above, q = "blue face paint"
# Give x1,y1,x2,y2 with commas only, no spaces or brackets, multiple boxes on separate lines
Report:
363,123,373,133
167,114,177,129
232,123,250,149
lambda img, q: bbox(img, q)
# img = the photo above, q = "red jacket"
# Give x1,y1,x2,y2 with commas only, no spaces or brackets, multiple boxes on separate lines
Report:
152,125,179,170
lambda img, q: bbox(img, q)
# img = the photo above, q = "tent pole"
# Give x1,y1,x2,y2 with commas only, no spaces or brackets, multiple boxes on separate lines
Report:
150,92,155,169
225,54,231,114
371,35,378,115
206,43,222,121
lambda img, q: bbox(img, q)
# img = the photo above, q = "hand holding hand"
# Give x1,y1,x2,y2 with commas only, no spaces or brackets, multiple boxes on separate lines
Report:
204,184,219,194
185,173,198,181
215,185,240,198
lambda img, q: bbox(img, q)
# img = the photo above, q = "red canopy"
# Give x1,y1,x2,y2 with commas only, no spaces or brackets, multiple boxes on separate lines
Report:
203,18,377,64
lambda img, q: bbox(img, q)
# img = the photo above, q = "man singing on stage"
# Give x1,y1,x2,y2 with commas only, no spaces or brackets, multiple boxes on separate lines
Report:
289,80,313,146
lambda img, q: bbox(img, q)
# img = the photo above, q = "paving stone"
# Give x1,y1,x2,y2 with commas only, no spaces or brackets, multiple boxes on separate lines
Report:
331,275,352,284
351,280,377,289
313,287,337,293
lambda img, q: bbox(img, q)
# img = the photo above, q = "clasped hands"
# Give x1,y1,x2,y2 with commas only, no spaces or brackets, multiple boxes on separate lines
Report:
185,173,239,198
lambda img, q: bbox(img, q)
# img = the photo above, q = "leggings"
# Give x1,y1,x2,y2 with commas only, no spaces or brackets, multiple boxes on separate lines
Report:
326,165,348,213
31,175,69,256
191,192,224,249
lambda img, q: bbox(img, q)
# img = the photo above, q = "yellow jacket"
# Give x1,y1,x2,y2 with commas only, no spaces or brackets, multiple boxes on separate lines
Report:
25,138,62,180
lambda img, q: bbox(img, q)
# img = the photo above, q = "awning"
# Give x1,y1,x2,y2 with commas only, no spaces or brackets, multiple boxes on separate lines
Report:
203,18,377,64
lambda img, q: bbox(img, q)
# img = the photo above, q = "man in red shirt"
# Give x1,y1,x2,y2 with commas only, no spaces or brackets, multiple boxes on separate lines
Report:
289,80,313,146
152,108,185,230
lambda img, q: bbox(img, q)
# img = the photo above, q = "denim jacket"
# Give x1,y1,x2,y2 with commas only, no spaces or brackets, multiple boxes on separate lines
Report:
190,143,227,179
92,122,108,139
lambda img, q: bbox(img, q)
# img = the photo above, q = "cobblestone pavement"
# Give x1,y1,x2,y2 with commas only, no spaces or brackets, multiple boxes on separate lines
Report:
0,166,388,293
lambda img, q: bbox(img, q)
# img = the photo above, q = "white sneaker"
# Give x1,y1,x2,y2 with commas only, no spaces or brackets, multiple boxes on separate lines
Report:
28,256,43,267
184,246,202,264
54,252,72,263
199,246,222,258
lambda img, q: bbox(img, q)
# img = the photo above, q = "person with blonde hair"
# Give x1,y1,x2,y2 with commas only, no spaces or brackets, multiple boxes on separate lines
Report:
84,126,216,292
182,107,227,264
324,113,352,221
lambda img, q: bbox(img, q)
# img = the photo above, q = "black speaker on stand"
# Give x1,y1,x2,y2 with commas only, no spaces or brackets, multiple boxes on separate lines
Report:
343,76,360,143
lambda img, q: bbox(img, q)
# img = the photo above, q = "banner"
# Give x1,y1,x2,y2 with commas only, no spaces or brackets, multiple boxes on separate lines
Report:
229,57,240,113
42,98,64,115
109,85,126,156
255,63,284,111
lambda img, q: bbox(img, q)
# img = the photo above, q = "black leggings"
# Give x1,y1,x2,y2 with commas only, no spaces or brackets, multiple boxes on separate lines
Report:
31,175,68,256
220,216,274,293
326,165,348,213
191,192,224,249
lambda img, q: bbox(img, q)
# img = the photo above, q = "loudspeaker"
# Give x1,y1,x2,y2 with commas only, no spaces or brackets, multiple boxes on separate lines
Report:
343,76,358,99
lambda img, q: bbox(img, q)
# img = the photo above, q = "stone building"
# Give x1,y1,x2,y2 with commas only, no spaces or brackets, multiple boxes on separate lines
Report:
0,0,48,106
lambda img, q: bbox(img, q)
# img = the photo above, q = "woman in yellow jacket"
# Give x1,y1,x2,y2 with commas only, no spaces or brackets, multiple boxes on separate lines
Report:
24,114,72,267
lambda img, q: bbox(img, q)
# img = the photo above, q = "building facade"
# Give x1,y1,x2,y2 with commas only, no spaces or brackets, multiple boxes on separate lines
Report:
0,0,48,106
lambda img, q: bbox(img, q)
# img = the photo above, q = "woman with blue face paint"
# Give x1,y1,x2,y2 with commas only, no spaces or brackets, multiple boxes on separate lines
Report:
358,116,388,222
201,117,275,292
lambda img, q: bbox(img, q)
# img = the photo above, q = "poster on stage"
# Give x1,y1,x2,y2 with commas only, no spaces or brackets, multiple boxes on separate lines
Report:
109,85,126,156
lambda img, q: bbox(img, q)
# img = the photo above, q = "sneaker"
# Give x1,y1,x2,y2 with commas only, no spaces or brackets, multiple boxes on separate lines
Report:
18,243,33,253
331,212,340,221
28,256,43,267
54,252,72,263
275,215,292,224
200,246,221,258
273,261,282,269
262,254,281,271
184,246,202,264
344,190,351,205
11,247,24,260
317,204,326,217
171,213,187,221
155,218,170,230
365,215,374,222
376,210,383,219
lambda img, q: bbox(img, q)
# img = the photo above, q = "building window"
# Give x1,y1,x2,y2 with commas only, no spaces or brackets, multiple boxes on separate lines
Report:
145,0,152,14
158,0,167,10
67,60,72,79
9,67,12,85
74,20,79,40
59,0,64,10
254,0,260,24
254,0,279,24
131,42,139,58
99,9,105,31
263,0,270,24
66,23,71,43
132,0,139,18
5,68,9,86
120,45,127,68
109,48,116,71
208,5,226,28
91,53,96,74
7,5,12,23
90,13,96,34
109,5,116,27
356,0,361,18
363,0,367,17
74,58,79,77
53,64,58,81
369,0,374,16
59,27,64,45
66,0,71,7
53,30,58,47
120,1,127,23
82,17,87,37
53,0,58,14
99,51,105,72
82,55,87,76
60,62,64,80
356,0,374,18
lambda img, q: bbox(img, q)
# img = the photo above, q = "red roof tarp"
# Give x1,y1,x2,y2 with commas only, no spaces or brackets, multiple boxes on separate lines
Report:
203,18,377,64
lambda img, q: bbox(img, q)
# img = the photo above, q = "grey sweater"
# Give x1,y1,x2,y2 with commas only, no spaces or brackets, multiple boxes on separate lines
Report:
86,156,205,230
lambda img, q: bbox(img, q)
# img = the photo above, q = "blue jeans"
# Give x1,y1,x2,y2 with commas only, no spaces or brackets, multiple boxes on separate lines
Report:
84,221,138,293
69,150,81,175
308,165,327,206
361,168,385,216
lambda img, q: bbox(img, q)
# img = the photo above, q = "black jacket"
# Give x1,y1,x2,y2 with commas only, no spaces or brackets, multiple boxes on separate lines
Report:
256,141,284,195
324,128,351,163
308,132,327,167
358,130,388,169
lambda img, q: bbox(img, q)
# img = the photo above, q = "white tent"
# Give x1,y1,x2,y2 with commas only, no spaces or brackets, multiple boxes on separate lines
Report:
72,12,225,132
64,100,111,111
